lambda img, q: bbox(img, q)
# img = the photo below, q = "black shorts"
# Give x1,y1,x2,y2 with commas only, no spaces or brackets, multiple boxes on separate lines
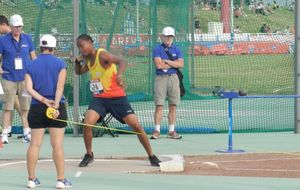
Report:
28,103,68,129
88,96,134,124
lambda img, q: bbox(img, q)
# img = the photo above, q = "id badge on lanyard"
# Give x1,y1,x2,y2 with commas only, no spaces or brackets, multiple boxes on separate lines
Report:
15,57,23,70
90,80,104,95
13,36,23,70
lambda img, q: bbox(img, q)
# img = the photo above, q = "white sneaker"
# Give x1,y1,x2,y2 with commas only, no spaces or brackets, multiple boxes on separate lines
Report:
56,178,72,189
22,133,31,143
7,126,12,137
1,133,8,144
27,178,41,188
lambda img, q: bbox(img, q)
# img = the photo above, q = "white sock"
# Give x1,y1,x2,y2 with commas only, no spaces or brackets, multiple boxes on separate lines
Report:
155,125,160,132
169,124,175,132
23,127,31,135
7,126,11,133
2,128,10,135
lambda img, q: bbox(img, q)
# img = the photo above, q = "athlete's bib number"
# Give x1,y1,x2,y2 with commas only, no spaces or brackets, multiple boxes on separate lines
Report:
90,80,103,95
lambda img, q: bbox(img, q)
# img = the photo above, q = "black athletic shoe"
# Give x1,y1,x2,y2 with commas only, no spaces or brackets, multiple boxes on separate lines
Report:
79,153,94,167
8,132,12,137
149,154,161,167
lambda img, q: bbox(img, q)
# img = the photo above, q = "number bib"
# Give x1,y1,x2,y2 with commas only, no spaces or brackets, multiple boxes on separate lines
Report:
90,80,103,95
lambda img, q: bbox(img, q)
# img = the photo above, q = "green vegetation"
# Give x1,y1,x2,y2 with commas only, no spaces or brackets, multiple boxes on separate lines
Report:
193,54,294,95
0,0,295,133
0,1,295,34
195,6,294,33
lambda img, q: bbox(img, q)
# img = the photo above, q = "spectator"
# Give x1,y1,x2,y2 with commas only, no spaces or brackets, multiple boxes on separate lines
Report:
248,1,255,11
95,0,101,5
203,2,210,11
195,26,202,34
290,25,295,35
255,2,270,15
102,0,110,6
51,24,58,35
87,24,92,32
260,23,267,33
110,9,114,15
194,17,202,33
256,2,273,16
151,27,183,140
234,26,241,34
44,0,62,9
25,34,71,189
260,23,270,33
283,26,290,34
29,27,35,37
234,5,243,18
255,2,264,14
275,29,282,34
272,1,279,9
0,14,36,144
139,16,145,29
289,2,295,12
266,4,274,14
265,25,271,33
211,1,217,10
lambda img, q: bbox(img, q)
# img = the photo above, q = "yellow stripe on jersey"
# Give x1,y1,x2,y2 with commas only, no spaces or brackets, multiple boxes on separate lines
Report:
87,49,125,98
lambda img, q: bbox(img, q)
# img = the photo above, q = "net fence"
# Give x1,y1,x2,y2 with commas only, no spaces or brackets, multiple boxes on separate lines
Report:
0,0,296,134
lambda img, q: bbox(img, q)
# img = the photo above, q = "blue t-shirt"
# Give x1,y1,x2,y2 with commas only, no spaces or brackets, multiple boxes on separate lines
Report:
152,43,183,75
26,54,66,104
0,32,35,82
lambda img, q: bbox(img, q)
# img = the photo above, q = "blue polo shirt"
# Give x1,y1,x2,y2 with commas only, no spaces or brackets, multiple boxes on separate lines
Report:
0,32,35,82
152,43,183,75
26,54,66,104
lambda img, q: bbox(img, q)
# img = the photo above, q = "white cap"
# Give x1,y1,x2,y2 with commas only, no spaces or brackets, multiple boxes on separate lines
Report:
10,14,24,27
162,26,175,36
40,34,56,48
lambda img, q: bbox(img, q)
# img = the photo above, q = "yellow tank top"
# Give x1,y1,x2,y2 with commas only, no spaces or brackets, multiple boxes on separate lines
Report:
87,48,125,98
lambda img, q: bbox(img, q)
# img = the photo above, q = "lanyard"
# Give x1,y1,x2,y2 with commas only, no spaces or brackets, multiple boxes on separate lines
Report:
11,34,22,57
161,43,175,61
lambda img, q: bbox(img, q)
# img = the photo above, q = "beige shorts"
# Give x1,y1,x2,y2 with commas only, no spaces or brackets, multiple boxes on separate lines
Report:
1,79,31,111
154,74,180,106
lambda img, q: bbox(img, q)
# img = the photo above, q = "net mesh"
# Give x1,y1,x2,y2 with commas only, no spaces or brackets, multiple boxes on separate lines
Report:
0,0,296,134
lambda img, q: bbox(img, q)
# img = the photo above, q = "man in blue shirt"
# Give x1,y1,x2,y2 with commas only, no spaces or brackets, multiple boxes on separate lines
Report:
0,14,36,144
0,15,22,139
151,26,184,140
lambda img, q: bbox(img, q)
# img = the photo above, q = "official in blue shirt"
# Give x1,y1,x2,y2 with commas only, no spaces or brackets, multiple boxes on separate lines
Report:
151,26,184,140
0,14,23,140
25,34,72,189
0,14,36,144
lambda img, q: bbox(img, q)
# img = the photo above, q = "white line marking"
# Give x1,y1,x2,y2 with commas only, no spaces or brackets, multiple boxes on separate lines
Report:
122,171,147,174
0,159,147,168
202,162,219,169
0,161,26,167
201,157,300,163
74,171,82,178
272,86,293,93
224,168,300,172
